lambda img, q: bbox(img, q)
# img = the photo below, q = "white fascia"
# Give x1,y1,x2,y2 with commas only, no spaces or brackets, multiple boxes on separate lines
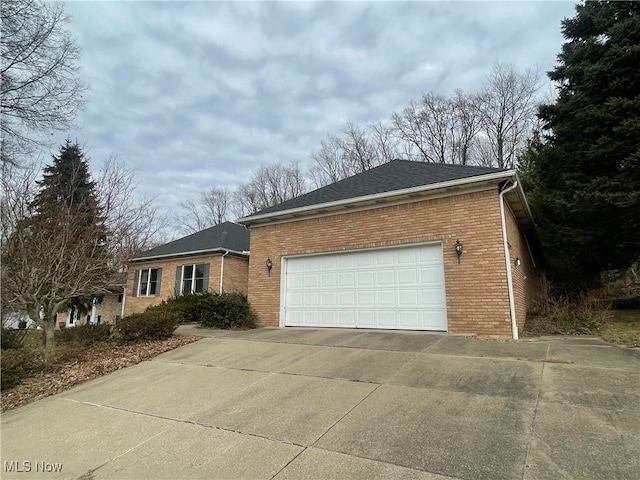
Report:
239,170,515,225
129,247,249,263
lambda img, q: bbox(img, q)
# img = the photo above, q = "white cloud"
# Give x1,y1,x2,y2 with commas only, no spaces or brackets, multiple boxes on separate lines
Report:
46,0,577,234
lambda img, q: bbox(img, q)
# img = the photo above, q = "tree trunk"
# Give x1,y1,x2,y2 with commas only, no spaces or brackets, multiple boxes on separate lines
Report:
43,318,56,367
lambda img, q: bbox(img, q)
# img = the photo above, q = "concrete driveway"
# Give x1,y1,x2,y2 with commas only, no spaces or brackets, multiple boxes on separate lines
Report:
2,327,639,480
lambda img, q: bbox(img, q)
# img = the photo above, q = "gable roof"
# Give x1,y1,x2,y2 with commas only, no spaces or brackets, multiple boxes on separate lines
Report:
240,160,508,224
131,221,249,262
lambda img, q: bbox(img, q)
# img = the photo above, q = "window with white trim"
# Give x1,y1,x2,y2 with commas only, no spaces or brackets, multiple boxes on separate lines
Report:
138,268,160,296
180,264,206,294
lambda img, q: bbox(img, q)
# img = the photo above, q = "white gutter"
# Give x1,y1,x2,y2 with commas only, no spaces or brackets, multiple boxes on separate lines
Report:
219,250,229,293
499,179,520,340
130,247,248,263
121,292,126,319
239,170,513,225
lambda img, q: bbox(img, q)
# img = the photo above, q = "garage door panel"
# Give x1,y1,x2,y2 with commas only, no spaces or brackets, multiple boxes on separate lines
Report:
357,291,375,306
357,271,375,286
358,311,376,327
378,290,396,305
338,292,355,306
339,255,356,268
304,292,319,306
377,270,395,284
321,256,338,269
397,269,418,284
320,311,337,326
399,311,419,327
288,274,305,289
338,272,355,287
357,253,375,266
284,244,447,331
321,292,337,306
379,311,397,327
338,311,355,327
376,250,395,265
321,274,336,287
398,290,419,306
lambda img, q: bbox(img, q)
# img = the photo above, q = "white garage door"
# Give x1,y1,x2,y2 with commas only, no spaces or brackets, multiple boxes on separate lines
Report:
283,244,447,331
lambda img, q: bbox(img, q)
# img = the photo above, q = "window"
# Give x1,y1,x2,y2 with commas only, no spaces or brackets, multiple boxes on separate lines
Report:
138,268,161,296
179,263,208,294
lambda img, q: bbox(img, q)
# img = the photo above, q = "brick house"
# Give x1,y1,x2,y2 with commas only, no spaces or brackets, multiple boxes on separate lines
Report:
238,160,543,339
124,222,249,316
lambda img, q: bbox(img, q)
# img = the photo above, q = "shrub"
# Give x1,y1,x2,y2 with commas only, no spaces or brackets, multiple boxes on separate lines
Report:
1,327,30,350
197,292,257,330
116,309,181,343
524,295,610,335
1,347,42,391
54,323,113,345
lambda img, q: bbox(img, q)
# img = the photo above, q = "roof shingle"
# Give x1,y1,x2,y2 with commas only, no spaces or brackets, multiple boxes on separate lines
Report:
251,159,505,217
132,221,249,261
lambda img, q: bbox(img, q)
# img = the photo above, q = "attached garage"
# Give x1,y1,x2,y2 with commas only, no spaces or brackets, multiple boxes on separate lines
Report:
283,243,447,331
240,160,544,339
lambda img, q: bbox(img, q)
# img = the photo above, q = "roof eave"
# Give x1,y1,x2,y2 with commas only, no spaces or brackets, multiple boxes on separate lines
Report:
129,247,249,263
239,170,515,226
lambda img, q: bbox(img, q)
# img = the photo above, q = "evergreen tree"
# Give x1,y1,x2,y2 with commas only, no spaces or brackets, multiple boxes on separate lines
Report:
526,1,640,286
32,140,100,218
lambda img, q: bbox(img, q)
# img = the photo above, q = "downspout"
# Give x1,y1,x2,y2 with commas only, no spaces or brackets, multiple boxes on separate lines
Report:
499,180,519,340
121,292,126,319
219,250,229,293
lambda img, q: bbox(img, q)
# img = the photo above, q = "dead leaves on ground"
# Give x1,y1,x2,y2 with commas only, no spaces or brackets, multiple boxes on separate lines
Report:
1,336,200,412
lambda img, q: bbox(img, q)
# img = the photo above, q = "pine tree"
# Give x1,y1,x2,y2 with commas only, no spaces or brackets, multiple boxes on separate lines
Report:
32,140,100,219
527,1,640,286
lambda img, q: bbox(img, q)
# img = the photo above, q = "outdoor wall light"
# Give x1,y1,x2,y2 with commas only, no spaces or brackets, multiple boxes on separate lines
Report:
455,239,463,264
515,258,522,267
266,258,273,276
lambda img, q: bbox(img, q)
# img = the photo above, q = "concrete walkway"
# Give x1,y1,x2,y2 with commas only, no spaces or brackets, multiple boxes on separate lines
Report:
2,326,639,480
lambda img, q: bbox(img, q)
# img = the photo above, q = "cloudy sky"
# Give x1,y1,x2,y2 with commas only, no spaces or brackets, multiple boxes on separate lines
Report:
54,0,577,229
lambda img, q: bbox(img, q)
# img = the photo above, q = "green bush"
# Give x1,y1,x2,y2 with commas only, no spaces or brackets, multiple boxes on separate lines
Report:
1,347,42,391
54,323,113,345
1,327,30,350
116,309,180,343
197,292,257,330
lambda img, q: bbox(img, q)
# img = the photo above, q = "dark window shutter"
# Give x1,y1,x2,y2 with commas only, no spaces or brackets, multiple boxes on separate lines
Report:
175,266,182,295
132,270,139,297
155,268,162,296
202,263,210,292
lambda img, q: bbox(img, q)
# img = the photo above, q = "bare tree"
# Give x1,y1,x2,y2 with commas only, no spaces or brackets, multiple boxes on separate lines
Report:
1,0,86,163
174,186,230,234
369,121,399,164
309,121,397,188
97,156,170,264
1,154,166,363
391,99,433,162
450,90,481,165
308,134,349,188
474,62,541,168
233,162,306,217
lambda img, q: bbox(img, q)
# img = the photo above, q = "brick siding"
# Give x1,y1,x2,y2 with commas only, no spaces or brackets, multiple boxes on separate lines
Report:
125,253,249,316
247,189,540,338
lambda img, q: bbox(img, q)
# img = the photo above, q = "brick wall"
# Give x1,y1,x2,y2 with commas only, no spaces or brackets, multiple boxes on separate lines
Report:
505,206,544,332
125,253,249,316
247,189,520,337
98,293,123,324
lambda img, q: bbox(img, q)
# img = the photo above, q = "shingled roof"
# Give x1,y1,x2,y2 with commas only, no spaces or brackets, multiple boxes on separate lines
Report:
249,159,505,217
131,221,249,261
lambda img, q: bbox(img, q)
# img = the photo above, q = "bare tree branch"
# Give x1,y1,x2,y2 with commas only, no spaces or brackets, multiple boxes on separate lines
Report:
1,0,87,162
174,186,230,234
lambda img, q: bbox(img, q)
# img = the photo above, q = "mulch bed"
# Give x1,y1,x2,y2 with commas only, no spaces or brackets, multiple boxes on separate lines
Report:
1,335,201,412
